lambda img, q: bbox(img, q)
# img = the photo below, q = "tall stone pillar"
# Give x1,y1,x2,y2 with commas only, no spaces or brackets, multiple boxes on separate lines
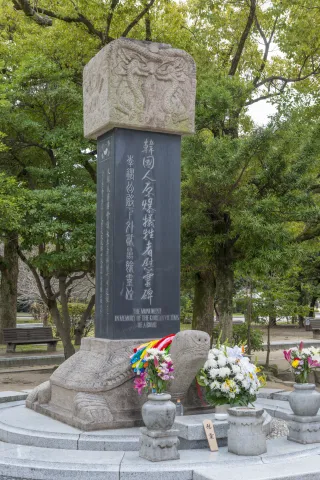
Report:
83,38,196,340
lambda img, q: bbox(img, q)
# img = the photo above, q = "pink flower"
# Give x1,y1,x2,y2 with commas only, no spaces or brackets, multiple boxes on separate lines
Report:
307,357,320,368
134,372,147,395
154,356,159,367
299,341,304,352
283,350,292,362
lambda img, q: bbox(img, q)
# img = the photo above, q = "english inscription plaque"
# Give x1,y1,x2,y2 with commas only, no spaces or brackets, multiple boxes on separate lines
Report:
96,128,181,339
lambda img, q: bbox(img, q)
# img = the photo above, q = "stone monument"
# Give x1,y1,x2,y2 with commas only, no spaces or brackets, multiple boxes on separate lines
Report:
26,38,209,430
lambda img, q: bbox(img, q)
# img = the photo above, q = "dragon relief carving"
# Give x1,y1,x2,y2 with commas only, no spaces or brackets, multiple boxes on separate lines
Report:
111,40,194,129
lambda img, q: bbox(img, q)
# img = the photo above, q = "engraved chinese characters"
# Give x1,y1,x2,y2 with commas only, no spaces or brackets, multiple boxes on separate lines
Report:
83,38,196,139
141,139,155,305
125,154,135,301
96,128,181,340
96,134,113,338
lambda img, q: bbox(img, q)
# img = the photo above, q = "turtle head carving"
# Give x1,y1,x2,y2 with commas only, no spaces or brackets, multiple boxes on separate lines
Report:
169,330,210,401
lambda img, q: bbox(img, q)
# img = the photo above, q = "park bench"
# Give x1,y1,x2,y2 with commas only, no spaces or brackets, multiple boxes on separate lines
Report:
309,318,320,339
3,327,58,353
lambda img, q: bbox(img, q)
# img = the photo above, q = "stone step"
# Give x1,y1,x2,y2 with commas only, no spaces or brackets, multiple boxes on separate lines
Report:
0,402,273,451
194,454,320,480
0,438,319,480
0,391,28,403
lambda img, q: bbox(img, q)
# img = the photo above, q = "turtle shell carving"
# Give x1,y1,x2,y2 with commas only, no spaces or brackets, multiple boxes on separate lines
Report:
51,343,134,392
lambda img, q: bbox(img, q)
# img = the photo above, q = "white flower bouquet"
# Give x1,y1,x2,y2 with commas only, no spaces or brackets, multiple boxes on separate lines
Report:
197,345,264,406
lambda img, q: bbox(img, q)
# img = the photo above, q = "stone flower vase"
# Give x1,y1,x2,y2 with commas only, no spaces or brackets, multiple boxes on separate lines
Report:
228,407,267,456
141,393,176,430
140,393,180,462
289,383,320,416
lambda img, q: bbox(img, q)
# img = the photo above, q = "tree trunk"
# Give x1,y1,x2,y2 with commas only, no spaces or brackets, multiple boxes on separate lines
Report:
0,233,19,344
192,271,215,336
215,243,234,344
49,300,75,359
44,276,75,360
74,294,95,346
269,315,277,327
59,276,75,359
246,281,253,355
298,315,304,329
309,296,317,318
266,316,271,368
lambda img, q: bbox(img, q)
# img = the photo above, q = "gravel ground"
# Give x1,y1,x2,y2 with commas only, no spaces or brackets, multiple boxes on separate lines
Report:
267,418,289,439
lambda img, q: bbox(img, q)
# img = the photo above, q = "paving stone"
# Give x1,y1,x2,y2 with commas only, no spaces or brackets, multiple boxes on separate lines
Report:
272,391,291,402
257,388,286,399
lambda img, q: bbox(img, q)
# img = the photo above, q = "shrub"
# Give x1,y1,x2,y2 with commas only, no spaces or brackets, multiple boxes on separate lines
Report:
50,302,94,339
212,323,264,352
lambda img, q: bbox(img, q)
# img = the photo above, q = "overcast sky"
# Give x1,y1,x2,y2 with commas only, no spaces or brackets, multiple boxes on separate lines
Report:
248,100,277,126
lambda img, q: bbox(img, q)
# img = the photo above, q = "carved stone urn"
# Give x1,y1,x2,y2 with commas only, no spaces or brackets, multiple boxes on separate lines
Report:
227,407,267,456
289,383,320,416
141,393,176,430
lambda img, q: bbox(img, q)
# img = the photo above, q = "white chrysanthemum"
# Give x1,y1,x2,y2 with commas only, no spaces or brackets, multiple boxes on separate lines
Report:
219,367,231,378
208,368,219,379
211,348,221,356
146,348,161,357
242,378,250,389
217,355,227,367
235,373,244,382
210,380,221,390
205,358,218,369
221,381,231,392
232,364,241,374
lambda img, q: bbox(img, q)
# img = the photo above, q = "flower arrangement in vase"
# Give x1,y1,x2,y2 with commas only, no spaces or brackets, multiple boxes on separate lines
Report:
283,342,320,416
283,342,320,384
197,344,265,408
130,336,176,431
132,347,174,395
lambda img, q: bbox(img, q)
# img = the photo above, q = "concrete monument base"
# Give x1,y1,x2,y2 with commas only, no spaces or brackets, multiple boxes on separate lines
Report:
139,427,180,462
287,414,320,444
26,331,210,430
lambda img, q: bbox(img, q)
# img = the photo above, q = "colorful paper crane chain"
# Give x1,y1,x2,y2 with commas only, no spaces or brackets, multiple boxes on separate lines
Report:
130,334,175,375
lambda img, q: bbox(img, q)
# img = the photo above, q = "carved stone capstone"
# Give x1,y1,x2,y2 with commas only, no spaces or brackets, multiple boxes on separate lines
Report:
83,38,196,139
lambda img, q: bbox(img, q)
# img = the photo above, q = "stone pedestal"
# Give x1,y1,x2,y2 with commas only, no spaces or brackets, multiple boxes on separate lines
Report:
227,407,267,456
139,427,180,462
287,414,320,444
